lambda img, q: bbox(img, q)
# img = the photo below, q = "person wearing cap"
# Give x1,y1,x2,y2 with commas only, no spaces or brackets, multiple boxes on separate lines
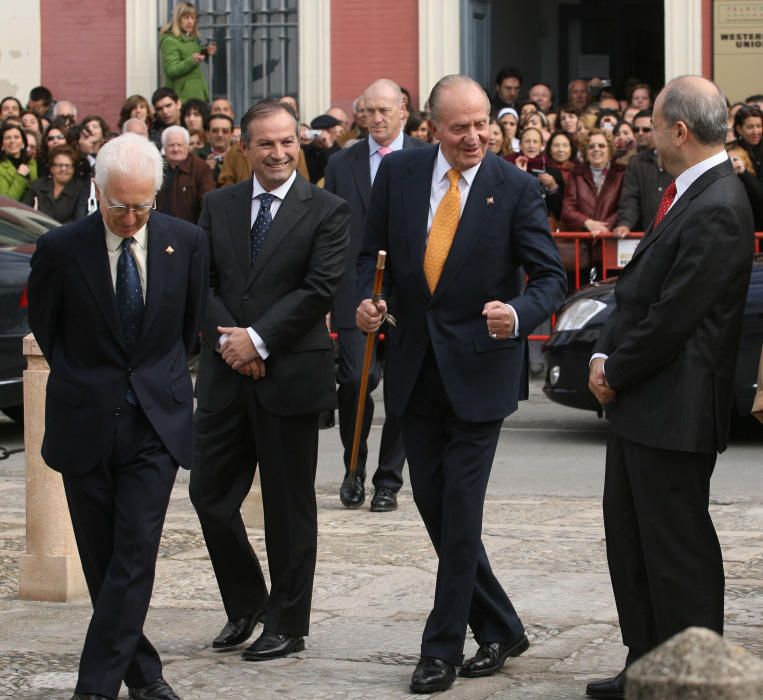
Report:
497,107,520,153
303,113,342,183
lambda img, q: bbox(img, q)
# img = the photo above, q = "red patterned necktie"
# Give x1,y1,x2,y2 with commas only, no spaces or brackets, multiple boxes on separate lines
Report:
653,182,677,227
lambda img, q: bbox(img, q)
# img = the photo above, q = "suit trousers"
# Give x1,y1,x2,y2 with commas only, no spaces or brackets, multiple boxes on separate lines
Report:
401,347,525,665
603,430,723,662
336,328,406,490
191,381,320,636
63,400,178,699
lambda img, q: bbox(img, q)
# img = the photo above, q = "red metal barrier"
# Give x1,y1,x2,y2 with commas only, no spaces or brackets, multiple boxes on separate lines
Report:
330,231,763,345
527,230,763,342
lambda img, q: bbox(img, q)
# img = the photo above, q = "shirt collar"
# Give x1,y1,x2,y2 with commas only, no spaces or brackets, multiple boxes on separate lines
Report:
252,169,297,201
368,130,405,156
105,222,148,253
434,147,482,186
674,150,728,200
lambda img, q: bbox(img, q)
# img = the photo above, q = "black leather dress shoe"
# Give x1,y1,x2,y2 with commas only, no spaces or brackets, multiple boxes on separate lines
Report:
128,678,180,700
370,486,397,512
339,473,365,508
459,635,529,677
71,694,113,699
211,610,265,649
410,656,456,694
241,631,305,661
585,670,626,699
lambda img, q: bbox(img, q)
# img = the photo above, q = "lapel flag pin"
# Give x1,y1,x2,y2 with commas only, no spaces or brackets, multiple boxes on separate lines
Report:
486,196,494,205
165,245,174,255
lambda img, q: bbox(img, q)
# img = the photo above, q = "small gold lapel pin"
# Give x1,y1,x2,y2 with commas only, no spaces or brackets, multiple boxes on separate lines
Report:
486,196,495,205
165,245,174,255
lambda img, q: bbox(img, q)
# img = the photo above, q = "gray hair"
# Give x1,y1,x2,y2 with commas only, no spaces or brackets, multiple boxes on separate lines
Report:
121,118,149,137
428,74,488,123
94,133,164,192
659,76,728,146
161,124,190,147
53,100,78,119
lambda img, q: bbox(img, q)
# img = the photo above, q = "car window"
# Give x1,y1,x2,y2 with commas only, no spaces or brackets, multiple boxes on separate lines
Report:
0,206,58,248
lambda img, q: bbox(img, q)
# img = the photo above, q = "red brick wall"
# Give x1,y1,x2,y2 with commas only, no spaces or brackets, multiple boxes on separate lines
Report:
41,0,126,131
330,0,419,118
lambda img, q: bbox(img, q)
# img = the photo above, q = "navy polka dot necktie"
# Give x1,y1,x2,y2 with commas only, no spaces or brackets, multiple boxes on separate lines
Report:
251,193,275,265
116,237,144,355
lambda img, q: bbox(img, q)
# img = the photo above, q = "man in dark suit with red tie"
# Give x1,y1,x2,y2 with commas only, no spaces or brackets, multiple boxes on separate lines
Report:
357,75,566,693
586,76,754,700
190,101,350,661
28,133,208,700
324,78,427,513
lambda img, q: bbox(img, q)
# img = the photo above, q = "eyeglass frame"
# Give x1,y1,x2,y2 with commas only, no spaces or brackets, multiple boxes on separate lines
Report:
633,126,653,133
103,195,157,216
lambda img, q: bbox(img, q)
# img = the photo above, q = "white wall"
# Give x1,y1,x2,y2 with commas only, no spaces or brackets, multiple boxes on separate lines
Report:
0,0,41,102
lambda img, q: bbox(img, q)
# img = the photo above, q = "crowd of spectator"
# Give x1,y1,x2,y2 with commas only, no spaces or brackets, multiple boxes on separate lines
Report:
1,58,761,280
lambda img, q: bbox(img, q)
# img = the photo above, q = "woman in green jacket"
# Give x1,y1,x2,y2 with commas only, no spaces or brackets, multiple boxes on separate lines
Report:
0,123,37,201
160,2,216,104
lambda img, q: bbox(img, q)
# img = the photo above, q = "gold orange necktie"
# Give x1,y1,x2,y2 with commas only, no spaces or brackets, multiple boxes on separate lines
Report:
424,168,461,293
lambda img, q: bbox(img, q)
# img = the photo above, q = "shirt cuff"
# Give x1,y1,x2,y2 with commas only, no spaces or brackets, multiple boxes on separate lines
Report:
590,353,608,374
216,333,229,353
247,327,270,359
505,304,520,337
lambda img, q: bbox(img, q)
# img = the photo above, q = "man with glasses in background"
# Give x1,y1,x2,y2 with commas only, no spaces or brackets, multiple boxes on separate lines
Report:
613,109,674,238
28,133,207,700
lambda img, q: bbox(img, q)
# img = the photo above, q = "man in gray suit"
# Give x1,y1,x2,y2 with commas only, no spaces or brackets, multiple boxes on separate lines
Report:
324,79,426,512
190,101,350,661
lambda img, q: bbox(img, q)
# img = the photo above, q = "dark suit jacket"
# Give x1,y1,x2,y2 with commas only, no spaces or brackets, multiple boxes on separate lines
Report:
324,134,427,328
594,159,754,453
195,173,350,414
358,147,567,422
27,211,208,474
615,149,674,231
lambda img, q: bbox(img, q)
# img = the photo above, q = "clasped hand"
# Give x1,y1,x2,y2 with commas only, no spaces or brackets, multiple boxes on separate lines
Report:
218,326,266,380
588,357,615,405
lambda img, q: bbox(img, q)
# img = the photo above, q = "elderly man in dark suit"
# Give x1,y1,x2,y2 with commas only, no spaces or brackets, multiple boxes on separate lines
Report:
325,78,427,513
586,76,755,700
190,101,350,661
357,75,566,693
27,133,208,700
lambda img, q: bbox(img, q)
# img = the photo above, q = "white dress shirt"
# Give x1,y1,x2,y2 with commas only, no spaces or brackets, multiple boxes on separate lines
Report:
369,130,405,184
427,148,520,335
591,149,729,368
105,223,148,301
220,170,298,360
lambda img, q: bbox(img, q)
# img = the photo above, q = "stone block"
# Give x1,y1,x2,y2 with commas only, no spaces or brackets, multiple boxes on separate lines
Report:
626,626,763,699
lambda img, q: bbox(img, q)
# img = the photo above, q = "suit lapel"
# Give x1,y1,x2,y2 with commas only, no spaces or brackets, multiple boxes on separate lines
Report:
432,155,501,301
227,179,254,279
350,139,372,211
73,213,124,348
401,147,438,299
246,174,311,290
140,215,170,342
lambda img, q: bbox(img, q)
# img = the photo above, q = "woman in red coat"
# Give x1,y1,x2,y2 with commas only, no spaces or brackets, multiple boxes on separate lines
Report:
561,128,625,235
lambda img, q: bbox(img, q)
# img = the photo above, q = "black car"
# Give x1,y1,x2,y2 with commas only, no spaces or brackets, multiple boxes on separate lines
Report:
543,257,763,421
0,198,59,422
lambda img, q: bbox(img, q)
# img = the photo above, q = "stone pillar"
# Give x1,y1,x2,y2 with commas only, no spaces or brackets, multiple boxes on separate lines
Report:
241,469,264,530
626,627,763,699
18,334,87,602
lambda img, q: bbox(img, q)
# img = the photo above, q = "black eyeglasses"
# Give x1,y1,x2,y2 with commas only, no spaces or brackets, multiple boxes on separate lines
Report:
633,127,653,133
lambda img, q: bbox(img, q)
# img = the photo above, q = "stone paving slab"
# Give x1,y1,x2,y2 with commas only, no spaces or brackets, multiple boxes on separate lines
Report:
0,481,761,699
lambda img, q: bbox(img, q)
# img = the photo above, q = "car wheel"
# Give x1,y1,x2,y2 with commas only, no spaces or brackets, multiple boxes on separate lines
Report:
2,406,23,424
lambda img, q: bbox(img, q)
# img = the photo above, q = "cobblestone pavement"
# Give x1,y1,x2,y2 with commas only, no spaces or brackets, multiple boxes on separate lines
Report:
0,469,761,700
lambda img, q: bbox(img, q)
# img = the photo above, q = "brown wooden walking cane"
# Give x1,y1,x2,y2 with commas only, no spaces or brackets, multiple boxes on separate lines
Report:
347,250,390,482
